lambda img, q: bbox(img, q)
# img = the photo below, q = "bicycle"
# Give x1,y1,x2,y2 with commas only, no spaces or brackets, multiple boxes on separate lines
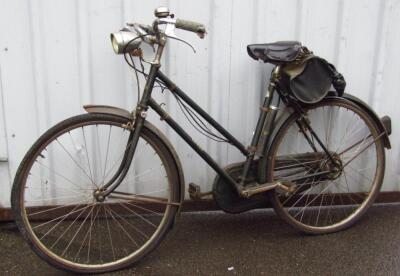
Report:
11,7,392,274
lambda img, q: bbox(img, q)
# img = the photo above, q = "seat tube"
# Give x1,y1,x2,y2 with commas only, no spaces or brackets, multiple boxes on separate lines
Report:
239,66,281,186
255,66,282,157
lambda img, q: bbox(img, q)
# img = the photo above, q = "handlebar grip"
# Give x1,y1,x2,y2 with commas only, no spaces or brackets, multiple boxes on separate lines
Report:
175,19,206,38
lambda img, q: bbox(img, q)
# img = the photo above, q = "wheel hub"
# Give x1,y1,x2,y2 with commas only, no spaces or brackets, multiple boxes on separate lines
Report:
93,189,105,202
320,155,343,180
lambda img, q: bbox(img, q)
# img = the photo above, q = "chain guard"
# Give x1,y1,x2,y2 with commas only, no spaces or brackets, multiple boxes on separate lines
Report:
212,160,268,214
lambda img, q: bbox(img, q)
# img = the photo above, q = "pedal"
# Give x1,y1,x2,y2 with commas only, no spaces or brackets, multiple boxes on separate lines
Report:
188,183,212,200
241,181,296,198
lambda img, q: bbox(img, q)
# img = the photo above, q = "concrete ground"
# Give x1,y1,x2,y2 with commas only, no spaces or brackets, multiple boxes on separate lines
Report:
1,204,400,275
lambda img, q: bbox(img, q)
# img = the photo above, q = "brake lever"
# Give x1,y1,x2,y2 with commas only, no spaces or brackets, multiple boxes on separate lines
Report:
164,22,196,53
166,35,196,53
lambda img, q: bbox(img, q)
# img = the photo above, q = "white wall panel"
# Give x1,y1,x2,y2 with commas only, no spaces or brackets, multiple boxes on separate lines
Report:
0,0,399,207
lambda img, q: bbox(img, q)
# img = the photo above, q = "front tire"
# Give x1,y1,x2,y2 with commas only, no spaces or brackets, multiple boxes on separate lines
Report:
11,113,180,273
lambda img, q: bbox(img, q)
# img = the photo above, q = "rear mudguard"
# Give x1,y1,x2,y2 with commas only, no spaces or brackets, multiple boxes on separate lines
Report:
83,105,186,216
330,93,391,149
258,94,391,183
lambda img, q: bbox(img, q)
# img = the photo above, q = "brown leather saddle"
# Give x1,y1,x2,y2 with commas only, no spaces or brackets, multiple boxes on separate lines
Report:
247,41,302,64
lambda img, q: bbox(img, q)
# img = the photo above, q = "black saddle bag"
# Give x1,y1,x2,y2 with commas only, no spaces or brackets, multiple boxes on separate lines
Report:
280,53,346,104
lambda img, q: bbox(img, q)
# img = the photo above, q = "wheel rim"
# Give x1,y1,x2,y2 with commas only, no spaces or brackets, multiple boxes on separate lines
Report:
18,118,175,269
270,101,383,231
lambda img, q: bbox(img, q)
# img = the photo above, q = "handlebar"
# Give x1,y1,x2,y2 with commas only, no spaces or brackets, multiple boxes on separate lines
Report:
117,12,206,56
175,19,206,38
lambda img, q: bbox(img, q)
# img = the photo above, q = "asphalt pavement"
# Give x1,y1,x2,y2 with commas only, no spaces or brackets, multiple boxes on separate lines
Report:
1,204,400,275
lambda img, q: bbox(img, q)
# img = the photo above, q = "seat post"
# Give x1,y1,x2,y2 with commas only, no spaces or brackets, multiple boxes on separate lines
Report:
271,65,282,83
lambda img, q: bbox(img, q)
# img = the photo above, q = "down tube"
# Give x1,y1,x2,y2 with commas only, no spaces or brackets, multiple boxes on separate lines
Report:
148,98,242,193
156,70,249,156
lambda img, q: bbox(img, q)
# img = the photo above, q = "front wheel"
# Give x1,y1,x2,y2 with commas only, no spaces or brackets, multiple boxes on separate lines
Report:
11,113,180,274
266,98,385,234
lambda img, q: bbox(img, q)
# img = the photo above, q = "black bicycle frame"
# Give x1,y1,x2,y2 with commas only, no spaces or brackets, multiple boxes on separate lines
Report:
102,60,333,197
102,61,281,196
143,61,279,192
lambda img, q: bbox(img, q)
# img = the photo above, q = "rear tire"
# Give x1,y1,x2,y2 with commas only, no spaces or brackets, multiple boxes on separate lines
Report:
265,98,385,234
11,113,180,273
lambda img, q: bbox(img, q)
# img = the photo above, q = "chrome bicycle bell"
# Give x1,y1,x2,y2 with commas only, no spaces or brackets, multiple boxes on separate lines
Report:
154,6,170,18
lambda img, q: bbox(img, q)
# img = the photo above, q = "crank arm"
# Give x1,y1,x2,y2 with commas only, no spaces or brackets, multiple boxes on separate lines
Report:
241,181,296,198
241,170,331,198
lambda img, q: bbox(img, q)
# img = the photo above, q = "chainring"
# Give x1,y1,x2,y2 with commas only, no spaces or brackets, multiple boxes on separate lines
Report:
212,159,269,214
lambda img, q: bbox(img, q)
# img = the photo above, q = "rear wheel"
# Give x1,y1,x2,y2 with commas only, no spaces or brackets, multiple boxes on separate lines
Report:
11,113,180,273
266,98,385,234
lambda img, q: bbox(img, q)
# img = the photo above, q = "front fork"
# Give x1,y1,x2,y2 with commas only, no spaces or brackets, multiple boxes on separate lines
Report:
96,37,167,198
99,64,161,197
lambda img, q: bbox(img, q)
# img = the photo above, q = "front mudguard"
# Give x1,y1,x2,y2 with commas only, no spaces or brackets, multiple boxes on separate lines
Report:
83,105,186,216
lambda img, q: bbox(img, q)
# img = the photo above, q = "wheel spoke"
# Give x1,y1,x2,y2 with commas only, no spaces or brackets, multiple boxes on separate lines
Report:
101,126,112,185
81,128,96,187
103,204,116,261
34,160,89,192
118,202,157,229
270,101,382,232
56,138,97,188
343,133,383,168
49,203,94,249
104,205,139,247
16,115,180,268
61,204,96,257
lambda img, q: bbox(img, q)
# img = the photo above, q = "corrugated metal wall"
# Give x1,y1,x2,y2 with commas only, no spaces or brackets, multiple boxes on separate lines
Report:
0,0,399,207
